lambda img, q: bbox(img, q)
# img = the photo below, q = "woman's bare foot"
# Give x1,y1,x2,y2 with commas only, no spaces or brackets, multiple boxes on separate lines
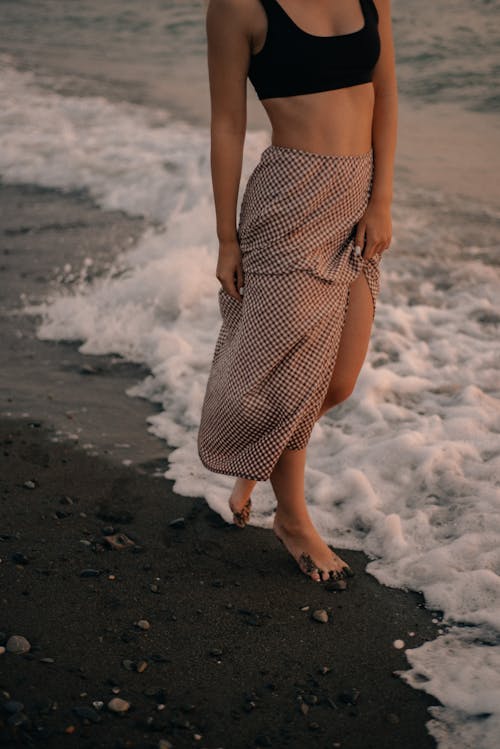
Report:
273,514,353,583
228,476,257,527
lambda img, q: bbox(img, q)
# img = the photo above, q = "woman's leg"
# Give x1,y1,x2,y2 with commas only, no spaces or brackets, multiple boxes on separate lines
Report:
318,270,375,418
271,271,375,581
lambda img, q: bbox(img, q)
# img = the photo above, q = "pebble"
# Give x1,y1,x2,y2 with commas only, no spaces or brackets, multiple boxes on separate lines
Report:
393,639,405,649
39,657,55,664
325,578,348,591
103,532,136,551
6,635,31,654
121,659,135,671
338,688,360,706
92,700,104,710
7,711,31,728
158,740,173,749
107,697,130,713
312,609,329,623
3,700,24,713
72,705,101,723
11,552,29,565
136,619,150,630
80,568,102,578
136,659,148,673
169,517,186,528
0,647,5,655
387,712,400,724
23,480,36,489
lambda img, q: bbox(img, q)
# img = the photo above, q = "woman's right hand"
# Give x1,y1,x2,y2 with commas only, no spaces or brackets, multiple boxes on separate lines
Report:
216,238,244,302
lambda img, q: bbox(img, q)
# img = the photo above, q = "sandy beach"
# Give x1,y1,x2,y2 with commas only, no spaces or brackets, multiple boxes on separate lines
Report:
0,182,442,748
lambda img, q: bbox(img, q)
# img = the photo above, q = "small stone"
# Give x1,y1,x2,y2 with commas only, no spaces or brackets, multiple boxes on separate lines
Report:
209,648,223,657
11,552,29,565
39,657,55,664
92,700,104,710
23,480,36,489
169,517,185,528
308,721,320,730
325,578,348,591
60,496,74,505
121,659,135,671
136,659,148,673
255,734,272,746
72,705,101,723
103,532,136,551
0,647,5,655
318,665,331,675
299,702,309,715
303,694,319,706
136,619,150,630
6,635,31,654
158,740,173,749
312,609,329,623
150,584,160,593
393,639,405,649
338,688,360,706
80,568,102,578
7,711,31,728
300,605,310,611
3,700,24,713
387,712,400,724
107,697,130,713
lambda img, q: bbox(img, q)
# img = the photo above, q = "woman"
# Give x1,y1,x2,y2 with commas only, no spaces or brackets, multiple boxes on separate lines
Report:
198,0,397,583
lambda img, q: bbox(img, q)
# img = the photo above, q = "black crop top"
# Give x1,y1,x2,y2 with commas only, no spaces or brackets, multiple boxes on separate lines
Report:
248,0,381,101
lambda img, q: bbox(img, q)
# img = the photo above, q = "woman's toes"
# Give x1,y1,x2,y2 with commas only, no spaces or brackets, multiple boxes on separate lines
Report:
298,552,322,582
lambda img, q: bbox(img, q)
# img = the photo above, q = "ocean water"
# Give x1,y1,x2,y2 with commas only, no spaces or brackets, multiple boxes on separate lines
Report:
1,1,500,747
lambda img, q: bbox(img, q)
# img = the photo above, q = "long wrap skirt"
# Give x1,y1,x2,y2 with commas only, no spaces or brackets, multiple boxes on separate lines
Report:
197,144,381,481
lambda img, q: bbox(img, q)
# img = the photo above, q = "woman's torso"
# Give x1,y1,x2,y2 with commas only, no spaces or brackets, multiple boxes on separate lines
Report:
248,0,379,156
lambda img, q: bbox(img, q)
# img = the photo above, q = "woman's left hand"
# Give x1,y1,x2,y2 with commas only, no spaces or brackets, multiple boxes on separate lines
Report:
354,198,392,260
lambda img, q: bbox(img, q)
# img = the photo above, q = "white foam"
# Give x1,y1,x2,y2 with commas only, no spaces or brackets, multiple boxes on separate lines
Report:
2,59,500,748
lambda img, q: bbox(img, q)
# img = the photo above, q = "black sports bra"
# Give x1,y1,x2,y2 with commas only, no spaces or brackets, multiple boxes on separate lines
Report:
248,0,381,101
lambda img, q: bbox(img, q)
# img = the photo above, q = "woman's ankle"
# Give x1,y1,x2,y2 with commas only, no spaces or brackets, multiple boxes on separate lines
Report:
274,510,313,534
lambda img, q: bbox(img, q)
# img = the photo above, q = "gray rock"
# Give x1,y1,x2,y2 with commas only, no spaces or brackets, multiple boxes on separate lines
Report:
168,517,185,528
72,705,101,723
80,568,102,577
3,700,24,713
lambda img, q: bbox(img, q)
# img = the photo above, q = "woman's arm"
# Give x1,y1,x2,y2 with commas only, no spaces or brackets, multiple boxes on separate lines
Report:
355,0,398,259
206,0,252,300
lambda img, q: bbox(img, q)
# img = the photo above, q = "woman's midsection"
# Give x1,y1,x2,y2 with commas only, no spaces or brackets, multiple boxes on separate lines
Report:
262,83,375,156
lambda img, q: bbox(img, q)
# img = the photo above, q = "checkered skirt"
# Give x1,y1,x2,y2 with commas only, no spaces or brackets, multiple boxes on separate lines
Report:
197,144,381,481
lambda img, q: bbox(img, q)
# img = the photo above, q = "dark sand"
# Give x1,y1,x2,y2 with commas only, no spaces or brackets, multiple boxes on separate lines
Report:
0,183,442,748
